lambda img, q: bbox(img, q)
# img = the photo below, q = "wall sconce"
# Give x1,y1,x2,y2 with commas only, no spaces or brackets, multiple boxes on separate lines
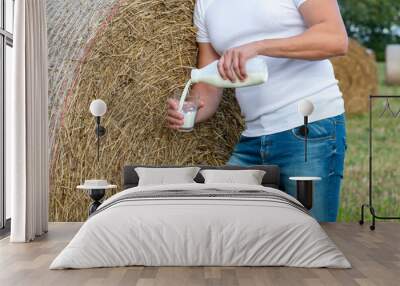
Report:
298,100,314,162
89,99,107,162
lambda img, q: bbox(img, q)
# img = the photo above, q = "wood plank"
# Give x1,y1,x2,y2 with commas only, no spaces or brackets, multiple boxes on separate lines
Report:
0,223,399,286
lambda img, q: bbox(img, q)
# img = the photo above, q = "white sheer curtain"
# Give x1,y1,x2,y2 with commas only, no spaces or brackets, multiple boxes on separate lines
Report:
7,0,49,242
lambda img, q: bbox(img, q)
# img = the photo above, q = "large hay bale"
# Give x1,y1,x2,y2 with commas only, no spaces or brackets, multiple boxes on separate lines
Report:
50,0,243,221
330,39,378,114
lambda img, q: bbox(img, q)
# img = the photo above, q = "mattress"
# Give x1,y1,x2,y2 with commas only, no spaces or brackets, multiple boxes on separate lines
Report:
50,183,351,269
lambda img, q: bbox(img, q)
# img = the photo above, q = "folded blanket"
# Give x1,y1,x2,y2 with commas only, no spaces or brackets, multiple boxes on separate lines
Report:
92,188,310,217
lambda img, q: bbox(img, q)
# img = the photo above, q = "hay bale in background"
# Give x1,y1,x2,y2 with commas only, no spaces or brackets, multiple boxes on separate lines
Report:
331,39,378,114
50,0,243,221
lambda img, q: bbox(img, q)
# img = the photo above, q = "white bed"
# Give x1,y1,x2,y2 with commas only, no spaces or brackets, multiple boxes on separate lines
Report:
50,183,350,269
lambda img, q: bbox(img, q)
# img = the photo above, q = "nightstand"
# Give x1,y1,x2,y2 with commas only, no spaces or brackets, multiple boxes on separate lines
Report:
77,184,117,216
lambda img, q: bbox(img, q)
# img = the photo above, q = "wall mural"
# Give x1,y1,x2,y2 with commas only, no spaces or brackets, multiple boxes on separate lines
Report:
47,0,377,221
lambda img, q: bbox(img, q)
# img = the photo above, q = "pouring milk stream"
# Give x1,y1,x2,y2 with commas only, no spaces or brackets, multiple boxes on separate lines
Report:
178,56,269,131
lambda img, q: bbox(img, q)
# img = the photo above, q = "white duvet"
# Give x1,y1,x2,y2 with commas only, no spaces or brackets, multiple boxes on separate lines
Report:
50,183,351,269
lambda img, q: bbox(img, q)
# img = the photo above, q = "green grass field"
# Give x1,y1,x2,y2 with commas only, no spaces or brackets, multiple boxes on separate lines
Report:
338,62,400,222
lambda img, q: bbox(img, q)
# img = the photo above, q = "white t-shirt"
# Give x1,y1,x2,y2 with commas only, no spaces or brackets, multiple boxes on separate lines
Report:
194,0,345,137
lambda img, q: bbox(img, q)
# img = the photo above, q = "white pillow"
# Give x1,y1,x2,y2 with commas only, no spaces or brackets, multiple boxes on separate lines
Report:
200,169,266,185
135,167,200,186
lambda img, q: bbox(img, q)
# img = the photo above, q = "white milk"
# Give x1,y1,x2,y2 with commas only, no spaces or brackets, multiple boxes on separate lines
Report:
178,79,197,132
178,79,192,111
190,56,268,88
181,111,197,131
179,102,197,132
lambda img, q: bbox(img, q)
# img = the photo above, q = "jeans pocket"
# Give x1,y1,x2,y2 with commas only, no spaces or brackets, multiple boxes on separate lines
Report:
291,118,336,142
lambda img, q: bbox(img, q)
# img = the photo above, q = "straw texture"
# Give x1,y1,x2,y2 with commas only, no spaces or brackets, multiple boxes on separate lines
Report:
50,0,242,221
331,39,378,114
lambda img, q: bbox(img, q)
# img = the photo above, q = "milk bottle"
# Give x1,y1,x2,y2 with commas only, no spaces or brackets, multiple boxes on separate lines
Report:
190,56,268,88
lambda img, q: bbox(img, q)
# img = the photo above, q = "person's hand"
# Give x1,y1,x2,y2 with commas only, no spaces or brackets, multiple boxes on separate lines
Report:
166,98,205,130
166,98,184,130
218,42,261,82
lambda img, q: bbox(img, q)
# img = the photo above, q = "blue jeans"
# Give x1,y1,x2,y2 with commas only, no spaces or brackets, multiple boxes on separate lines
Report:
227,113,347,222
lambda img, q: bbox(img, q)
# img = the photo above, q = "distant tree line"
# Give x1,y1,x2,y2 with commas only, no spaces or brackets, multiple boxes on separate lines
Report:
338,0,400,61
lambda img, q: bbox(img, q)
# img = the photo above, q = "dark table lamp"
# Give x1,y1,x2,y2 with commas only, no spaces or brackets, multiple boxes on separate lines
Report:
298,99,314,162
83,99,108,215
291,100,320,210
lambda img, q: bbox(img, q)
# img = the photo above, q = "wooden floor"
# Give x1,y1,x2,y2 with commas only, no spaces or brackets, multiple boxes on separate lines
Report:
0,223,399,286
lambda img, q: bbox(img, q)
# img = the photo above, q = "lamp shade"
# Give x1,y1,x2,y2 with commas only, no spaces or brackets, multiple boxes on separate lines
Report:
298,99,314,117
89,99,107,117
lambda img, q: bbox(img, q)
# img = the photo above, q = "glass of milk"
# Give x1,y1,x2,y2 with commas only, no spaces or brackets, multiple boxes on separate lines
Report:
174,88,199,132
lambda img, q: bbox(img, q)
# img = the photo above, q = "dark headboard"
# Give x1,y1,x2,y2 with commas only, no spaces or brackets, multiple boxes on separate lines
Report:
123,165,280,190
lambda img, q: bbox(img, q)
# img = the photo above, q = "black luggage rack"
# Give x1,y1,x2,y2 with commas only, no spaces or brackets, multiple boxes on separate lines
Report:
360,95,400,230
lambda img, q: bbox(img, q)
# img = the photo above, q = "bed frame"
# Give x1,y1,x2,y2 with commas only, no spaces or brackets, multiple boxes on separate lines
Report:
123,165,281,190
